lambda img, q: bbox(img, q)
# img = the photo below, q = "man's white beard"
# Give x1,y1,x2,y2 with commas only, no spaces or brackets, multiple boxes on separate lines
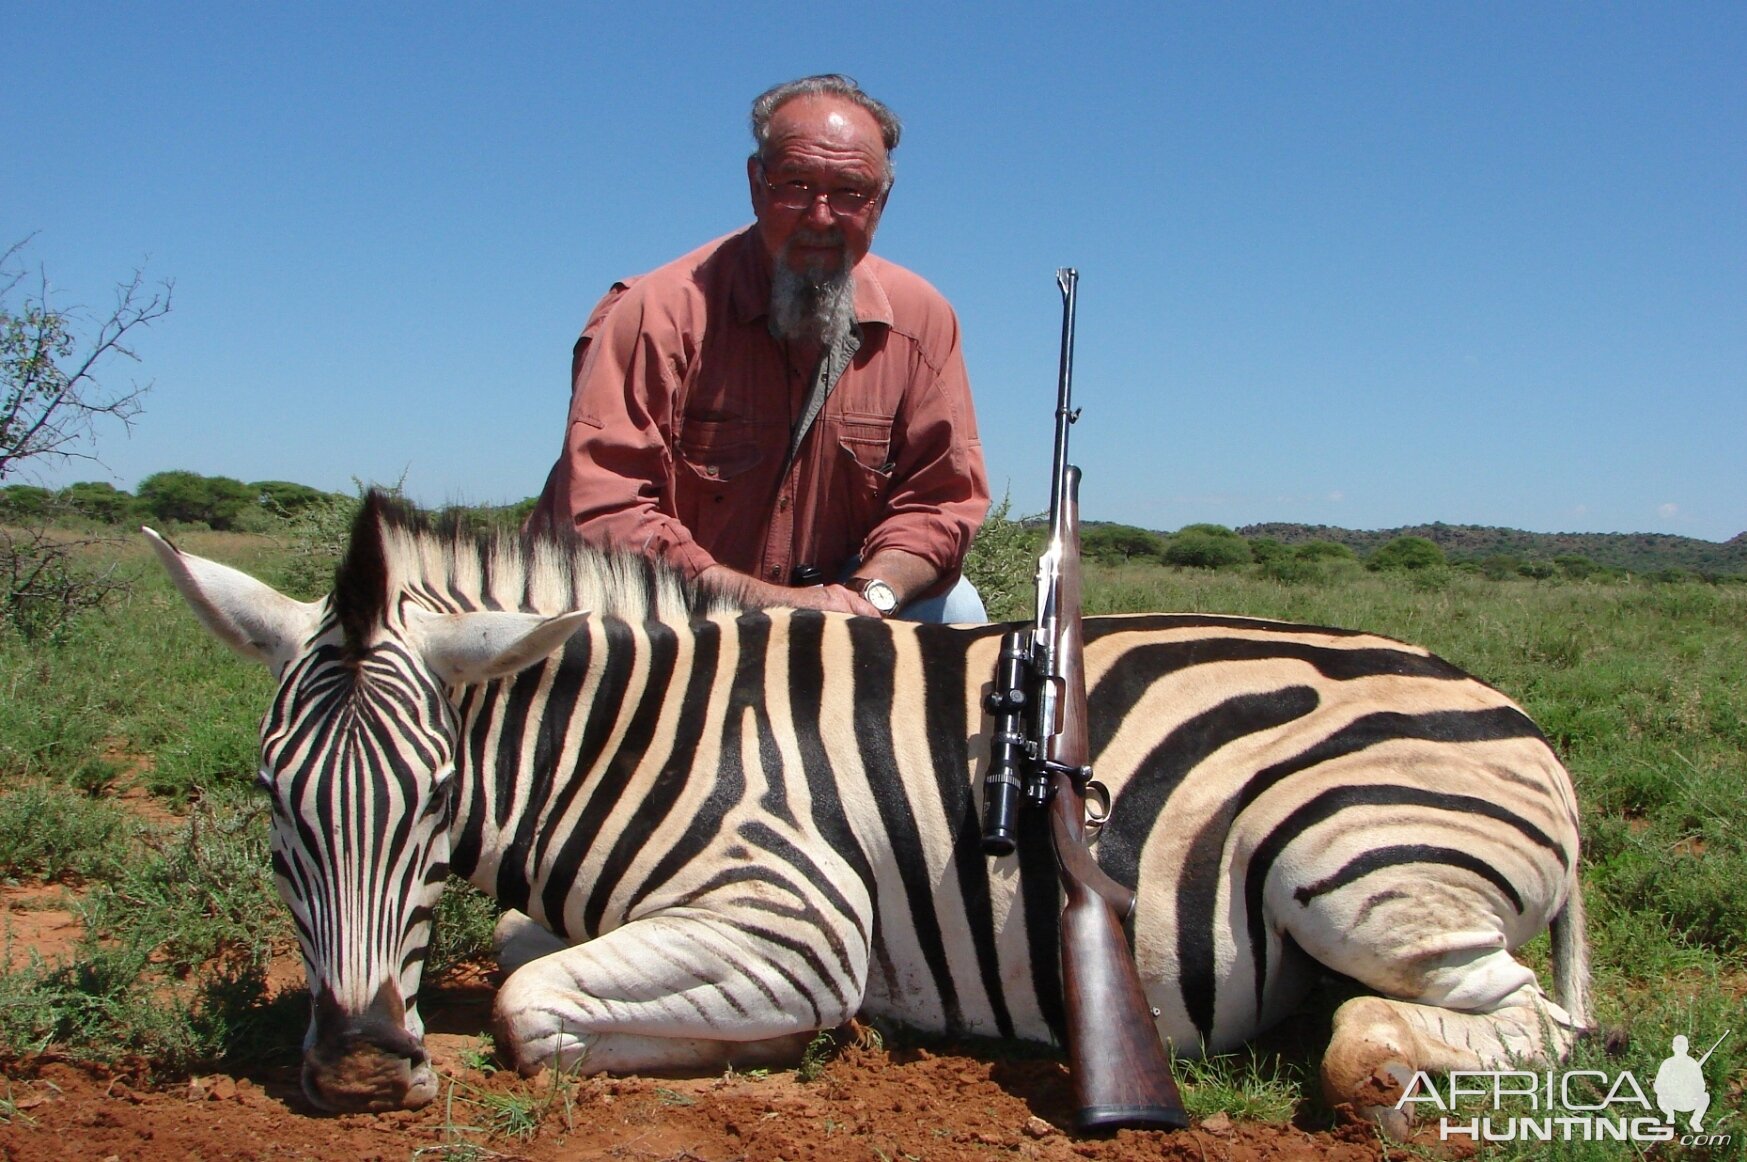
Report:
769,234,856,347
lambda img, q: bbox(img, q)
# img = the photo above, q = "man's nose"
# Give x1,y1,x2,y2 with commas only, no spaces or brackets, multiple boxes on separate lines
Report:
802,196,837,229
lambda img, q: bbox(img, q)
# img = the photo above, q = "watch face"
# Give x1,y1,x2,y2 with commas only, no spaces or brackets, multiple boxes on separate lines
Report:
862,579,898,615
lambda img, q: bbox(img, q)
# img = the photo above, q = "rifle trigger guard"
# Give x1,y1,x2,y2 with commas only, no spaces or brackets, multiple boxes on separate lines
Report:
1084,780,1113,832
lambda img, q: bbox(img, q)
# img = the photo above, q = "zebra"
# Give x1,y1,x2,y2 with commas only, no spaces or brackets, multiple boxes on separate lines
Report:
147,494,1588,1131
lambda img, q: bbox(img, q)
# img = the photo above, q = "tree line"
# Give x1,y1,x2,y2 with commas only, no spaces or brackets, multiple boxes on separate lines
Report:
1,474,333,530
4,473,1716,587
0,473,538,534
1074,521,1716,584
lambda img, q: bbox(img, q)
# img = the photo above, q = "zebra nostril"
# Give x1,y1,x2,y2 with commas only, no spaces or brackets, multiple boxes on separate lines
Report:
300,1060,330,1112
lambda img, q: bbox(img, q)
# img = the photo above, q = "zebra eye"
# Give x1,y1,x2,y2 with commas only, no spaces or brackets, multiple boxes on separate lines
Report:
422,768,458,818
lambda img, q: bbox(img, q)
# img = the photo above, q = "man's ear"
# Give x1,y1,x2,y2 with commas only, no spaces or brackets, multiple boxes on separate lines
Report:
747,154,766,213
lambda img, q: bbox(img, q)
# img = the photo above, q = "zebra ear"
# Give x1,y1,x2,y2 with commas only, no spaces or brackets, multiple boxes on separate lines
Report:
144,527,322,674
410,608,591,687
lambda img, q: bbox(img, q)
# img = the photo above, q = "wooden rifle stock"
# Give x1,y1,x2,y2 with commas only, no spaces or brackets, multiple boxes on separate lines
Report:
1046,469,1187,1133
981,269,1186,1133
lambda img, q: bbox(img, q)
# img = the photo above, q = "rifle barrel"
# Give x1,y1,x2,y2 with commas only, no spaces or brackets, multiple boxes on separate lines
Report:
1049,268,1078,533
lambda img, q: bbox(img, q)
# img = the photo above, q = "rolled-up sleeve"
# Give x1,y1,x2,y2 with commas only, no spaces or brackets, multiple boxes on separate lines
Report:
857,312,990,576
547,286,723,580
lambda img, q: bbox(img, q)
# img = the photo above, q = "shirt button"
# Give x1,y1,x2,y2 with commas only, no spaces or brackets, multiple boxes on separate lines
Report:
704,465,719,478
768,567,781,580
778,494,790,511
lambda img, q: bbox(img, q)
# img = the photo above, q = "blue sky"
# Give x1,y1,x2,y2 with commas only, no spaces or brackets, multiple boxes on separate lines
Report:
7,4,1743,541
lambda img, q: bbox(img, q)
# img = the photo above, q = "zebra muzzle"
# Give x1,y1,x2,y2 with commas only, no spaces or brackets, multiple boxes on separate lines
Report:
303,979,437,1112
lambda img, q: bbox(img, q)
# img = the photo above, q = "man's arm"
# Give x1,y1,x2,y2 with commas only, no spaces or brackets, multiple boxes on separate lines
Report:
854,305,990,587
530,282,725,580
700,546,936,616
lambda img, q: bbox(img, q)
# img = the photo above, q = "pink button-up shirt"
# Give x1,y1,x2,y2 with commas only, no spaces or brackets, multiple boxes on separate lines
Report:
530,229,989,589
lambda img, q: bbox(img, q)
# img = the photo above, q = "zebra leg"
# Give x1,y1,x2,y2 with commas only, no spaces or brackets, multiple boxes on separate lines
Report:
1319,948,1583,1137
492,910,567,975
492,911,865,1076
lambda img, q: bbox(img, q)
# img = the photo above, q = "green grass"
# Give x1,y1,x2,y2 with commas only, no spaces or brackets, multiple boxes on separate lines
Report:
1175,1046,1304,1124
0,781,143,883
0,786,304,1074
0,532,1743,1156
418,1067,582,1157
797,1030,838,1082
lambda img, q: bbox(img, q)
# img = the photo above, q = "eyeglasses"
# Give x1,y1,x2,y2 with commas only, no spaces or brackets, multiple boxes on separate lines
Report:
759,170,879,216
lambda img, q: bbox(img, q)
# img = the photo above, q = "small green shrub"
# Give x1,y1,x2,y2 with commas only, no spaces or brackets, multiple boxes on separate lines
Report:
0,782,141,883
1293,540,1355,561
1083,523,1168,566
1164,525,1252,569
276,490,364,599
961,495,1041,621
1555,554,1598,580
136,471,258,531
429,878,503,976
1367,535,1446,571
0,791,297,1070
796,1030,838,1082
1245,537,1291,567
1479,553,1522,580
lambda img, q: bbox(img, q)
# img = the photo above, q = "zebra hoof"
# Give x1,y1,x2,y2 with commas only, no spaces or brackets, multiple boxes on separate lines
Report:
492,970,597,1077
1322,997,1419,1140
1331,1061,1416,1140
493,1010,595,1078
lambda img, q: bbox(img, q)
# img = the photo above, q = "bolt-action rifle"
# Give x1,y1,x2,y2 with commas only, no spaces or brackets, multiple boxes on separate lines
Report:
981,269,1187,1135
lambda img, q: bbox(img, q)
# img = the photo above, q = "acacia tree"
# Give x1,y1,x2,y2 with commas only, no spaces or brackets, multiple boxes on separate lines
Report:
1,240,170,481
0,238,171,639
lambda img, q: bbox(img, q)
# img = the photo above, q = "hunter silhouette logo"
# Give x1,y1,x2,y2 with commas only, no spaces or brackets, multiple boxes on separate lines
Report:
1398,1027,1734,1145
1655,1031,1729,1132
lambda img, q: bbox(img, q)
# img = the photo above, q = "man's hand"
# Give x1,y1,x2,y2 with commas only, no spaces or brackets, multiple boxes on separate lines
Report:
699,549,942,618
793,583,883,616
699,566,881,616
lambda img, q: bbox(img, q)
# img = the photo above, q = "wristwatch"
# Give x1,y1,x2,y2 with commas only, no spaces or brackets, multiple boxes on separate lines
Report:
847,577,899,618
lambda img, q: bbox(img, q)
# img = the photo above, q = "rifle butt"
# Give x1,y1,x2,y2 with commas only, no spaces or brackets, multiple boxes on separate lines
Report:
1059,873,1189,1133
1052,779,1186,1131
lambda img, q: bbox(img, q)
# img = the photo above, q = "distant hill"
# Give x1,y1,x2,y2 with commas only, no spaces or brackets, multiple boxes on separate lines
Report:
1235,521,1747,577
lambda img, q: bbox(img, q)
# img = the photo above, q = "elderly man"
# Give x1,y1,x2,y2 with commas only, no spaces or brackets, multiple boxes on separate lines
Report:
528,75,989,621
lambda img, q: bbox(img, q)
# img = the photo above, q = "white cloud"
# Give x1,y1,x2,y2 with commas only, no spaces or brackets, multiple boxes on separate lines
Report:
1658,503,1680,520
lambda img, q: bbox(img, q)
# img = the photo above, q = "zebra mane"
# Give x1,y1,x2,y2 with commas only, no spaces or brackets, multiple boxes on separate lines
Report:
331,491,740,655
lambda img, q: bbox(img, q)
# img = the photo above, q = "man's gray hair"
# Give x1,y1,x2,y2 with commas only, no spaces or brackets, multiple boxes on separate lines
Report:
750,75,901,178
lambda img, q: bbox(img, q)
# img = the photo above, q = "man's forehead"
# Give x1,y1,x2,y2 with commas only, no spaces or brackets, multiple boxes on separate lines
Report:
764,96,885,162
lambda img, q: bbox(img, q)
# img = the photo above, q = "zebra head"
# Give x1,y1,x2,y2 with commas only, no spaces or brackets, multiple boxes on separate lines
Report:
147,499,586,1112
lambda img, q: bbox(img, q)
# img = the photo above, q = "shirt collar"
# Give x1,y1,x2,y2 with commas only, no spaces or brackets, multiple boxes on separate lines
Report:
729,227,894,330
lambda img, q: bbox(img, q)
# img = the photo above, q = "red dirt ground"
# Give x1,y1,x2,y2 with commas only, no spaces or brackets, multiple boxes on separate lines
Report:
0,1047,1405,1162
1,880,1419,1161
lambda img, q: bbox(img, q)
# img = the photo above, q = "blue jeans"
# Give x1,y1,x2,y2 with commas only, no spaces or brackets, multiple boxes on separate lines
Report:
837,559,986,624
894,574,987,624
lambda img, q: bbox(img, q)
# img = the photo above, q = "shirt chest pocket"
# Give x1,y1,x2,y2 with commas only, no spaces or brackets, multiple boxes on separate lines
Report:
836,413,894,476
676,416,767,483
